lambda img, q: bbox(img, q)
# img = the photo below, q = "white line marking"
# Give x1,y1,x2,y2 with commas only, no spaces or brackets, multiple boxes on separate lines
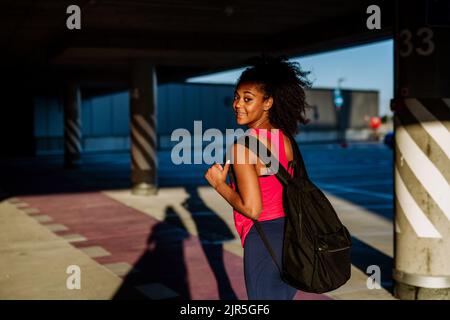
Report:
406,99,450,160
131,145,150,170
396,122,450,221
134,115,157,144
68,119,81,138
65,140,77,154
317,179,392,188
67,135,81,152
131,126,156,162
318,183,393,199
395,167,441,238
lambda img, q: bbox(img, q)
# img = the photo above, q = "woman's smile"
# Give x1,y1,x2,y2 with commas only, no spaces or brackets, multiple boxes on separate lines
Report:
235,110,247,118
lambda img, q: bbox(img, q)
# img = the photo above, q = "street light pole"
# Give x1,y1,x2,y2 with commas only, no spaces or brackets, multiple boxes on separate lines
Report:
334,77,346,146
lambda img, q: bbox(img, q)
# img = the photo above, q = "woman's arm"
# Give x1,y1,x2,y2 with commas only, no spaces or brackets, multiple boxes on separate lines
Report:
204,143,262,220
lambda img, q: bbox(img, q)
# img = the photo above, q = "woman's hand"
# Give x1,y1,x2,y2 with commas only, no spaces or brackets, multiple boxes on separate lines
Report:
204,160,231,190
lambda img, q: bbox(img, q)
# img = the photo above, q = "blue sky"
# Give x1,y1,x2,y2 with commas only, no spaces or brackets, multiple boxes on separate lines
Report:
187,39,394,116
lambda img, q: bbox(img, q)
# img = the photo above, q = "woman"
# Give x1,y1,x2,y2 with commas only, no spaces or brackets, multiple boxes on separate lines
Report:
204,55,311,299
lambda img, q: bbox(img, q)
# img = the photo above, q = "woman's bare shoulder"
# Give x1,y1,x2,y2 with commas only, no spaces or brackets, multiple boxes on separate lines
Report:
283,134,294,163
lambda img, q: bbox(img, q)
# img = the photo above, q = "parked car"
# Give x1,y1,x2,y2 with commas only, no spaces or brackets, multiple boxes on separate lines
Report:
384,131,394,149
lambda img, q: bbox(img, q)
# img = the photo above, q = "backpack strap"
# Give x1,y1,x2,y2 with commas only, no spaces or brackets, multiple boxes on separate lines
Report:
238,134,292,186
285,133,309,180
226,132,308,183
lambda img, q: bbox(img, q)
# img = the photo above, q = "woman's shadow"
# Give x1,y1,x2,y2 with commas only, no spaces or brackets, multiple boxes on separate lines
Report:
181,185,238,300
112,191,238,300
113,205,191,300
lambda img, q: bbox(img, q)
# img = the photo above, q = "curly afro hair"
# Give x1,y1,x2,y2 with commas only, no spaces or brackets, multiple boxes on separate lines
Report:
236,54,312,136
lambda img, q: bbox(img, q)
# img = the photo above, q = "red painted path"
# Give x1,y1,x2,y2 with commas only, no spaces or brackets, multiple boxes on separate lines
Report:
20,192,331,300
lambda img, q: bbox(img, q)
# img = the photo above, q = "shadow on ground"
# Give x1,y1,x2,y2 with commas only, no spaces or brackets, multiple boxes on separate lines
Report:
1,145,394,297
113,205,191,299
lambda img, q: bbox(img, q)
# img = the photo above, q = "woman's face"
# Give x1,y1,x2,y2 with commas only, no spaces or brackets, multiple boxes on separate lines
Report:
233,82,273,127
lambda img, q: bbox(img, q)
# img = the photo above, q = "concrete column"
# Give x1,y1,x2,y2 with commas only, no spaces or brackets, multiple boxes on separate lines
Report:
392,0,450,299
63,82,82,169
129,61,158,195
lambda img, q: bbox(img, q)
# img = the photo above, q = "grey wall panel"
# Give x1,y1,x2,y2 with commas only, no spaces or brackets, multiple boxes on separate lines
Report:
157,83,238,134
34,96,63,137
181,85,194,130
222,86,236,129
91,95,113,136
34,83,379,154
34,97,47,137
304,89,337,129
199,85,213,129
81,99,92,136
170,84,185,130
34,95,63,155
48,97,63,136
157,85,168,133
219,86,235,129
112,92,129,135
349,91,379,129
183,83,196,130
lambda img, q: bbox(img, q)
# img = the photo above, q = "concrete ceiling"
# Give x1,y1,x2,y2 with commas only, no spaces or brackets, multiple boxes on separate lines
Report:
1,0,393,86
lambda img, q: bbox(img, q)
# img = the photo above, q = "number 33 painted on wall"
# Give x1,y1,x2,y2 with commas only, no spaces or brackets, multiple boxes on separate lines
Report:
399,27,435,57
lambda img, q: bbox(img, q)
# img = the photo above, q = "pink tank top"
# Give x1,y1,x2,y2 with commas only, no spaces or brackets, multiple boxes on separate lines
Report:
230,128,294,247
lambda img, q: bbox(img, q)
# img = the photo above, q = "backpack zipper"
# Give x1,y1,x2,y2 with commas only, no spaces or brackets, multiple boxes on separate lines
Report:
318,246,350,253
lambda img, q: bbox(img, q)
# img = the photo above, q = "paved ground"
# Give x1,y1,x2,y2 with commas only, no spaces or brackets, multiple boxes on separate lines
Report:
0,141,397,300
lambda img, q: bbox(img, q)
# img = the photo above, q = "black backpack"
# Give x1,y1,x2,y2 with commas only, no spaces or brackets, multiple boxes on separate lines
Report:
230,133,352,293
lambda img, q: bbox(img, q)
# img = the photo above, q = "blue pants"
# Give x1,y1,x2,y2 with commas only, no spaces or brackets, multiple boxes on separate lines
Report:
243,217,297,300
